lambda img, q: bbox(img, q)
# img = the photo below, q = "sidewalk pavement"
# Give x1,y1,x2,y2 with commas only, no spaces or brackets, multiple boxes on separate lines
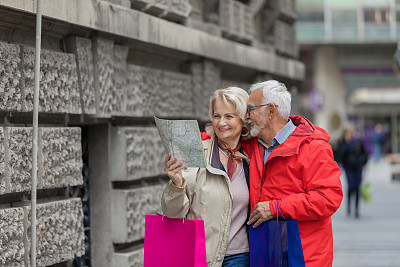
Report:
333,157,400,267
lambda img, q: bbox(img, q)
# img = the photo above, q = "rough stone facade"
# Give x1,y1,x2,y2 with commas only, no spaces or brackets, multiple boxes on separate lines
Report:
24,199,85,266
0,207,25,266
39,128,83,189
21,46,81,114
112,185,164,243
110,127,165,181
126,65,193,117
0,0,303,266
0,41,22,112
0,199,84,267
0,127,83,194
65,36,96,115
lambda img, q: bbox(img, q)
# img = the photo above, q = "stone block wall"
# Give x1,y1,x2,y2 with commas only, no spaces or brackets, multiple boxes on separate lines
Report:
0,207,25,266
0,41,81,114
0,126,84,266
0,199,84,267
220,0,253,43
0,127,83,194
1,37,223,120
0,34,223,266
21,46,81,114
24,199,85,266
125,65,193,117
110,127,165,181
0,41,22,111
112,185,164,243
275,20,298,58
65,36,96,115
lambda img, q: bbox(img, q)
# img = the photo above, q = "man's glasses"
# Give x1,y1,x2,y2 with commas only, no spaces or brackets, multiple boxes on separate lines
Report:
247,103,278,116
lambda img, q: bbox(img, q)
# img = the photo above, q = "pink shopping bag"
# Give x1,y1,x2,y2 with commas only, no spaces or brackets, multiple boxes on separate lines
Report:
143,214,207,267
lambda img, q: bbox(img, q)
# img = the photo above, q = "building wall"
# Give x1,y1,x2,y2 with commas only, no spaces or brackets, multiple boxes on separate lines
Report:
0,0,303,266
313,46,347,143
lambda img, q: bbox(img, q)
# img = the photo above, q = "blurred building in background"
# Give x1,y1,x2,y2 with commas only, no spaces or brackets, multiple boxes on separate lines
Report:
0,1,303,266
296,0,400,154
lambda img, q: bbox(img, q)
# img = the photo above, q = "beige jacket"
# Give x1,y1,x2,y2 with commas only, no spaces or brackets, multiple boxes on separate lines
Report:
161,136,234,267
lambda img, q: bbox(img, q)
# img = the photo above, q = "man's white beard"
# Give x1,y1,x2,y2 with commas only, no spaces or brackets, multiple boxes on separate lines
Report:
250,124,261,137
248,113,266,137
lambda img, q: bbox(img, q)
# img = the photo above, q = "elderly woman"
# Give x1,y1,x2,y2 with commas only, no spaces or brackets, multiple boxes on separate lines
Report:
161,87,251,267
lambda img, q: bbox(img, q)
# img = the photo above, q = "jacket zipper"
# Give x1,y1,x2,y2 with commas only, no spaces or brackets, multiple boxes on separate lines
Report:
259,163,267,202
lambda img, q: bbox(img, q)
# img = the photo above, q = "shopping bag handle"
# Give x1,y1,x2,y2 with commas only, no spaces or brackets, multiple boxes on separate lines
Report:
156,212,186,224
276,199,285,224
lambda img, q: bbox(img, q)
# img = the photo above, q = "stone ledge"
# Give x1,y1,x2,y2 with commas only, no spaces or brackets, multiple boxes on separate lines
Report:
112,248,144,267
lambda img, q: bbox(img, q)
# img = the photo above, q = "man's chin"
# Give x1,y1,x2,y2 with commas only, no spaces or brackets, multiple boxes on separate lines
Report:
250,126,261,137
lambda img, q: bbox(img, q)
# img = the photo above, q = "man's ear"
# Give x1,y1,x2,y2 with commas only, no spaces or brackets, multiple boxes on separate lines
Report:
268,106,273,115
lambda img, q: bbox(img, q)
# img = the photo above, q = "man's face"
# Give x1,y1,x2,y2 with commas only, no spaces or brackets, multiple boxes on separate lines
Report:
246,89,267,137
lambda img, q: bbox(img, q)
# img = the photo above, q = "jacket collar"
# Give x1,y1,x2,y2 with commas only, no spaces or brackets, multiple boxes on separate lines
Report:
204,135,229,177
252,116,318,165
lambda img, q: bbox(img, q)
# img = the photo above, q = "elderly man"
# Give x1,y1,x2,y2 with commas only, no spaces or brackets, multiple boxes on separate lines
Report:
241,80,343,267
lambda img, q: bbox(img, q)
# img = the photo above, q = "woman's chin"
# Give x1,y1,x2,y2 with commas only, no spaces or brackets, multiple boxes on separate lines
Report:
215,132,240,142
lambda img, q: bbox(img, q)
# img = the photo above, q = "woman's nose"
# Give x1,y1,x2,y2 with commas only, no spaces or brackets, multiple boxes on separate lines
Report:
218,118,227,125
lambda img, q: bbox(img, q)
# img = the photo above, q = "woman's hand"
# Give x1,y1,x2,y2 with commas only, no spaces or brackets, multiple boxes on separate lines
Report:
164,153,185,187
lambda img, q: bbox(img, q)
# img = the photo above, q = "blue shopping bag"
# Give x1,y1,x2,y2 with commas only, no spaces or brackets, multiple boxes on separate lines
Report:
249,200,305,267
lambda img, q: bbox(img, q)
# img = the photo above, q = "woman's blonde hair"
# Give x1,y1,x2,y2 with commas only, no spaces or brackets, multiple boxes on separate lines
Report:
209,87,251,139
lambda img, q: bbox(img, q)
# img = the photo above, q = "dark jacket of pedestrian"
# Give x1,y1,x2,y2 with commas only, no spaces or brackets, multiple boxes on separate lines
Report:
335,125,368,218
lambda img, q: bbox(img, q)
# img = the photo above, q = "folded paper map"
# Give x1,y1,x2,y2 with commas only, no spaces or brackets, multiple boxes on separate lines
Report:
154,116,207,168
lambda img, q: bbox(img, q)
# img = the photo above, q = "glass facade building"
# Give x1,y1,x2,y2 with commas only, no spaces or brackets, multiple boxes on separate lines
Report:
297,0,399,43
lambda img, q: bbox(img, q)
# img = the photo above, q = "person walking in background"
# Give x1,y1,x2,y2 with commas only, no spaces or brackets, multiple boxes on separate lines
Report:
162,87,251,267
371,123,385,162
336,124,369,218
242,80,343,267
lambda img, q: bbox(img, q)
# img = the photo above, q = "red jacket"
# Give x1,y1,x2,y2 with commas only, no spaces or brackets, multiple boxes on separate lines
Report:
241,115,343,267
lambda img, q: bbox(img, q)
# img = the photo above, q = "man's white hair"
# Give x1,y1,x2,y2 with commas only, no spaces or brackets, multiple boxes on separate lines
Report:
249,80,291,120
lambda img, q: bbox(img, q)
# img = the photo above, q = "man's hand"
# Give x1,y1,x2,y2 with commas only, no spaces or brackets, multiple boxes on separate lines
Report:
247,201,273,228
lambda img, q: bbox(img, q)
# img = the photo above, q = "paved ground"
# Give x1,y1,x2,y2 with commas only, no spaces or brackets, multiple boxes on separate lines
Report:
333,157,400,267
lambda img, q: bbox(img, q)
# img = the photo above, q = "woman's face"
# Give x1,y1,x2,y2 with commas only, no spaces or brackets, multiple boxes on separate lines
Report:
212,100,243,144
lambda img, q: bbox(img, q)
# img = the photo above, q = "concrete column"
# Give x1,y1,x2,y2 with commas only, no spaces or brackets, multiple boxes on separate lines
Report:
88,124,113,267
313,46,348,143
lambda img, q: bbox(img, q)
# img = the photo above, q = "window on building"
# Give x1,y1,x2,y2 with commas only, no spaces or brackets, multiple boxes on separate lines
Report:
298,11,324,22
332,10,358,40
332,10,358,25
364,8,391,24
